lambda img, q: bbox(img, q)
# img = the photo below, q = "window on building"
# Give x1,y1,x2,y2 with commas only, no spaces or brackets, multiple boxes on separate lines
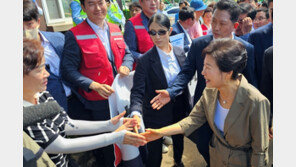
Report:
41,0,72,25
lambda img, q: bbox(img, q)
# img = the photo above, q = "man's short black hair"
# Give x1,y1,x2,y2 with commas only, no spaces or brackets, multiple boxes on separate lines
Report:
214,0,241,23
179,6,195,21
256,7,269,19
23,0,39,21
247,8,257,20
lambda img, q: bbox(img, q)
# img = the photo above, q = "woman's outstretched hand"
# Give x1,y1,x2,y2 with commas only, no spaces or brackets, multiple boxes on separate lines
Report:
111,111,138,132
140,128,163,142
150,90,171,110
110,111,126,125
123,131,147,147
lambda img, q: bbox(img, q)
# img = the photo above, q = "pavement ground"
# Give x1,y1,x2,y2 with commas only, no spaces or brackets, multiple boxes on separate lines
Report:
161,136,207,167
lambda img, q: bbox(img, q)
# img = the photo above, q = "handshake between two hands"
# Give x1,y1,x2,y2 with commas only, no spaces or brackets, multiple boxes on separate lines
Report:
110,111,163,147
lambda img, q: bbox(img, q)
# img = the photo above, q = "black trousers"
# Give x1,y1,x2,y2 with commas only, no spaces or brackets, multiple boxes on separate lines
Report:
145,133,184,167
146,138,163,167
67,94,116,167
187,122,213,166
172,134,184,164
121,154,144,167
144,94,188,167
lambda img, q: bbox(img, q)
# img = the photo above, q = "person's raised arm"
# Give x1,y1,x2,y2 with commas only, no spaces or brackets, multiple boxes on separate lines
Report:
241,17,253,35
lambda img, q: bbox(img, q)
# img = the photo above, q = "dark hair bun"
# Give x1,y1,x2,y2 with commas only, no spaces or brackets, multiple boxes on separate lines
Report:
202,38,248,80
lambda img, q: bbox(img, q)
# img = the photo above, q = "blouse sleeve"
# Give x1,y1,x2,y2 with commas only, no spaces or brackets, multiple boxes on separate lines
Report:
178,93,207,136
250,98,270,166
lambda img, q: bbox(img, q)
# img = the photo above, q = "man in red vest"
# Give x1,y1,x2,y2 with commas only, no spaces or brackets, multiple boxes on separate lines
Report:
61,0,134,166
123,0,159,164
123,0,159,63
123,0,159,145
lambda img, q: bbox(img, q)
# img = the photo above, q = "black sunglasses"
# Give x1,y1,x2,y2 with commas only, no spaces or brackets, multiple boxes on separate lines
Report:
148,29,168,36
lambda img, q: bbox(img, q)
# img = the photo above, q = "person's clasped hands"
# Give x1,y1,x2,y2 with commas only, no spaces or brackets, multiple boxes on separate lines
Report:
89,66,130,99
110,111,147,147
89,81,115,99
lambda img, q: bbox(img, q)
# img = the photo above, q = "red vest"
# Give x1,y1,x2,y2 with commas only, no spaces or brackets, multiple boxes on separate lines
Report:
70,20,126,101
129,13,154,54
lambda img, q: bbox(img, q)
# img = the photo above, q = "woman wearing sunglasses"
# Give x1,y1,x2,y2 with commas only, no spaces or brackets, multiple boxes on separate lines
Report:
130,13,191,167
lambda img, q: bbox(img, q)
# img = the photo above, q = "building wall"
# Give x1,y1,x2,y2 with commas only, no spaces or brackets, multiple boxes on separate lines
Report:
36,0,47,31
36,0,73,32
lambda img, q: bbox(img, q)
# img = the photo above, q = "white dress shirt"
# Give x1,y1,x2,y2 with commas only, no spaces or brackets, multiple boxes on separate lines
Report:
87,18,112,60
178,21,192,46
156,46,181,87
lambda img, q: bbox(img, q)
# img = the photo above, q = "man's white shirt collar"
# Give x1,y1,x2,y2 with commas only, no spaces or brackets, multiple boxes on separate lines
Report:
178,21,192,44
86,18,108,32
213,32,235,41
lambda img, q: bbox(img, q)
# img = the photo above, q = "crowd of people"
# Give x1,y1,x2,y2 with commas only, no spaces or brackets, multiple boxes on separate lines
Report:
23,0,273,167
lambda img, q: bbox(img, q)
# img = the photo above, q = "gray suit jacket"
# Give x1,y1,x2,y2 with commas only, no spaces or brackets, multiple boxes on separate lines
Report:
178,75,270,167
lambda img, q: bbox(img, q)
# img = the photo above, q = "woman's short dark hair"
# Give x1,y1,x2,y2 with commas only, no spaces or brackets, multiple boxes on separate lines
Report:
148,13,171,30
23,38,44,75
202,7,213,17
129,1,142,11
202,38,248,80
